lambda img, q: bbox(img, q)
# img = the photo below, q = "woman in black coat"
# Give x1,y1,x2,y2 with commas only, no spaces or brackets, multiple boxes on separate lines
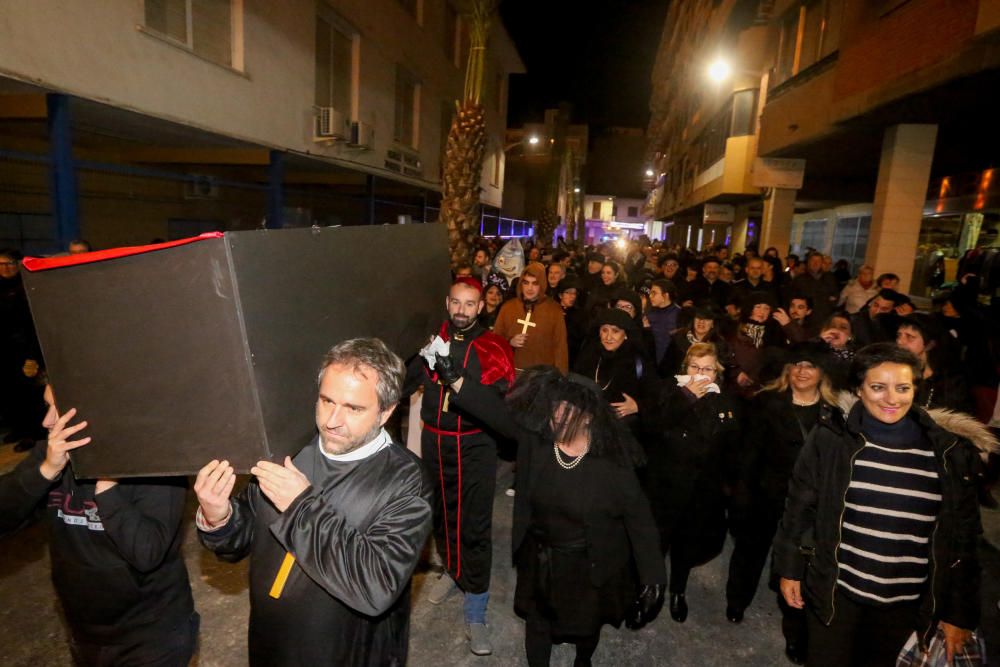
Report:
644,341,740,624
724,341,839,664
774,344,995,667
572,308,659,440
444,365,666,667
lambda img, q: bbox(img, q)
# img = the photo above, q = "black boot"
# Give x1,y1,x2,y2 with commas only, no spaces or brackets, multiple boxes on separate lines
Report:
669,593,687,623
785,638,806,665
725,604,744,623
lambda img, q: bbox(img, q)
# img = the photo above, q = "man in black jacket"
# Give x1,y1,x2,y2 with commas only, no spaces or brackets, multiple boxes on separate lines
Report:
195,338,432,667
0,384,197,666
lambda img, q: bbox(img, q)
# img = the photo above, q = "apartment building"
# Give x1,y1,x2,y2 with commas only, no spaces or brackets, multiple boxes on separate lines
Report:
647,0,1000,292
0,0,523,252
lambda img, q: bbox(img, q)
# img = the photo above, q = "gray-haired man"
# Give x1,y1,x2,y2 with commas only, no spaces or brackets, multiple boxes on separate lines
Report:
195,338,432,667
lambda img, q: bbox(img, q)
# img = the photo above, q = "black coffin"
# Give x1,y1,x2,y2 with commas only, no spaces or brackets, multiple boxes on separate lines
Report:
22,224,449,478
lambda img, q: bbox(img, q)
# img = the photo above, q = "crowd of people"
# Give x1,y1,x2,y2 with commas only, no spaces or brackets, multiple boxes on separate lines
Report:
1,233,999,666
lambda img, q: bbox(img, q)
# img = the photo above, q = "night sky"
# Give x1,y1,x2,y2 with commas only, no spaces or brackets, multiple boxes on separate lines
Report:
499,1,670,130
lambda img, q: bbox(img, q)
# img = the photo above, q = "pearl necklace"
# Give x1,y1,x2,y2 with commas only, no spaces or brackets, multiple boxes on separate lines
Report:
553,443,587,469
792,394,820,406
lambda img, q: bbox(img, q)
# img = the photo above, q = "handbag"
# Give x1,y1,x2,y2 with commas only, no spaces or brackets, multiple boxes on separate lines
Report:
896,627,987,667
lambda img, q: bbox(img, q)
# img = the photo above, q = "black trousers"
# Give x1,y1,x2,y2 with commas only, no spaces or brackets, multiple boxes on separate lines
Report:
524,611,600,667
421,430,497,593
726,498,783,610
807,589,918,667
70,612,199,667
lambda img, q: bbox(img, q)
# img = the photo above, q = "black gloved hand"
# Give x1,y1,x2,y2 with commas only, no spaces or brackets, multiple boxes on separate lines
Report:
435,353,463,386
625,583,665,630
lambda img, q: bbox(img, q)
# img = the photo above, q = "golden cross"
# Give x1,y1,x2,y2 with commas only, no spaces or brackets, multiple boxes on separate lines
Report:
516,309,537,335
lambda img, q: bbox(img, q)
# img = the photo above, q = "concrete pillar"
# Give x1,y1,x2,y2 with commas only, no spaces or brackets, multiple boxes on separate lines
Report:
731,205,750,254
865,124,937,293
759,187,796,257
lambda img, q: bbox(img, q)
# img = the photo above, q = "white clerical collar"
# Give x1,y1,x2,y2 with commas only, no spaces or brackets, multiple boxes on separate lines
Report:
318,428,391,462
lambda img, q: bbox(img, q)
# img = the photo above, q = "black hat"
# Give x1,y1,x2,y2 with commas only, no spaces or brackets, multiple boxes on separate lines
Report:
782,340,834,376
595,307,636,334
742,290,777,311
556,276,579,295
692,304,719,321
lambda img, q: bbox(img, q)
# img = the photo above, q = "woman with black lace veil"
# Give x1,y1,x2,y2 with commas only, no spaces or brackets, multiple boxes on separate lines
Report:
439,364,665,667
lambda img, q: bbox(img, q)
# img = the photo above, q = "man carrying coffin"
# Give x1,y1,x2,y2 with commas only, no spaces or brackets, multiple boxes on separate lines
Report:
0,382,198,666
195,338,432,667
403,277,515,655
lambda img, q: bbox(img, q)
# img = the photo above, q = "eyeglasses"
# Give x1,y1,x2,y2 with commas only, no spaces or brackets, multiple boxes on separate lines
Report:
687,363,717,375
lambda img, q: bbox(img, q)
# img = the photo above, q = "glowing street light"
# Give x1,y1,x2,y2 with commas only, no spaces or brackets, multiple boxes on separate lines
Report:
573,187,581,193
707,57,732,83
645,168,655,177
527,135,540,145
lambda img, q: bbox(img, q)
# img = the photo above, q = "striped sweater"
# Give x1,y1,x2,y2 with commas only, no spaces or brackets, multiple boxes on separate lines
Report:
836,414,941,605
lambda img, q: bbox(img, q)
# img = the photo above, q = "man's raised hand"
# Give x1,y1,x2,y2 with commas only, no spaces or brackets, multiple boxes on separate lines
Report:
40,408,91,481
194,460,237,526
250,457,310,513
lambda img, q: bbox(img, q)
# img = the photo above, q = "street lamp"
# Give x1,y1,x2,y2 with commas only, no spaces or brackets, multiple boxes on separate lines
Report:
504,134,541,152
707,57,732,83
645,168,655,177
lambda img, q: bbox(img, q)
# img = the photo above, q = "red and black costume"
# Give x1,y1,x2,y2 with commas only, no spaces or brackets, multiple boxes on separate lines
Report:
404,320,514,593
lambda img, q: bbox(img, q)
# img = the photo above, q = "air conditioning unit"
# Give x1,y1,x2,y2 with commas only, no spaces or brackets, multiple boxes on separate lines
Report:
313,107,347,141
183,175,219,200
348,121,374,148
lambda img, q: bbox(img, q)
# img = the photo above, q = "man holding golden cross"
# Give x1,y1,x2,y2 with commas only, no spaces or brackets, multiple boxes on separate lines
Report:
493,263,569,374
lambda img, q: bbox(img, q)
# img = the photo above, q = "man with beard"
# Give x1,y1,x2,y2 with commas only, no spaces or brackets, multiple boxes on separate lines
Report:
403,277,515,655
688,256,732,311
195,338,433,666
494,263,569,373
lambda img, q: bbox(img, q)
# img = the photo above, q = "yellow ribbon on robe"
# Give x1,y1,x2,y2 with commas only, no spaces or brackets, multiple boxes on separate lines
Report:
269,552,296,599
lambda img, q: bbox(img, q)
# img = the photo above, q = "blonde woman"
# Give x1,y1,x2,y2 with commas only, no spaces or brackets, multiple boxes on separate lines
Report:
725,342,837,663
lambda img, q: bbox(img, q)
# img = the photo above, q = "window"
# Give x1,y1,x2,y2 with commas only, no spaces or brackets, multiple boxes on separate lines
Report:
144,0,235,67
491,147,502,186
627,206,639,218
315,14,355,115
397,0,418,20
800,218,828,252
443,3,459,65
591,202,601,218
774,0,844,84
832,215,871,273
494,72,505,113
611,205,619,219
394,67,420,148
730,89,757,137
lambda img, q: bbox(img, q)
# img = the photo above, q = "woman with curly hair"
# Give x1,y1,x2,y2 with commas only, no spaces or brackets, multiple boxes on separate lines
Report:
437,363,665,666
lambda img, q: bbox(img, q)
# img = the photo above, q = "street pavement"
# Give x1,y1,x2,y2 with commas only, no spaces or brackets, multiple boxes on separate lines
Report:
2,447,999,666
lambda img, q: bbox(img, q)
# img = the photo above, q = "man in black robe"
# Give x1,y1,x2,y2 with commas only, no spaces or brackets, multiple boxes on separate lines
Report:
403,277,515,656
195,338,432,667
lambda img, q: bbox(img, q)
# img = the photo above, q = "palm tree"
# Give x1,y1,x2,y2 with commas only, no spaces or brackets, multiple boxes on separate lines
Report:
441,0,499,266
